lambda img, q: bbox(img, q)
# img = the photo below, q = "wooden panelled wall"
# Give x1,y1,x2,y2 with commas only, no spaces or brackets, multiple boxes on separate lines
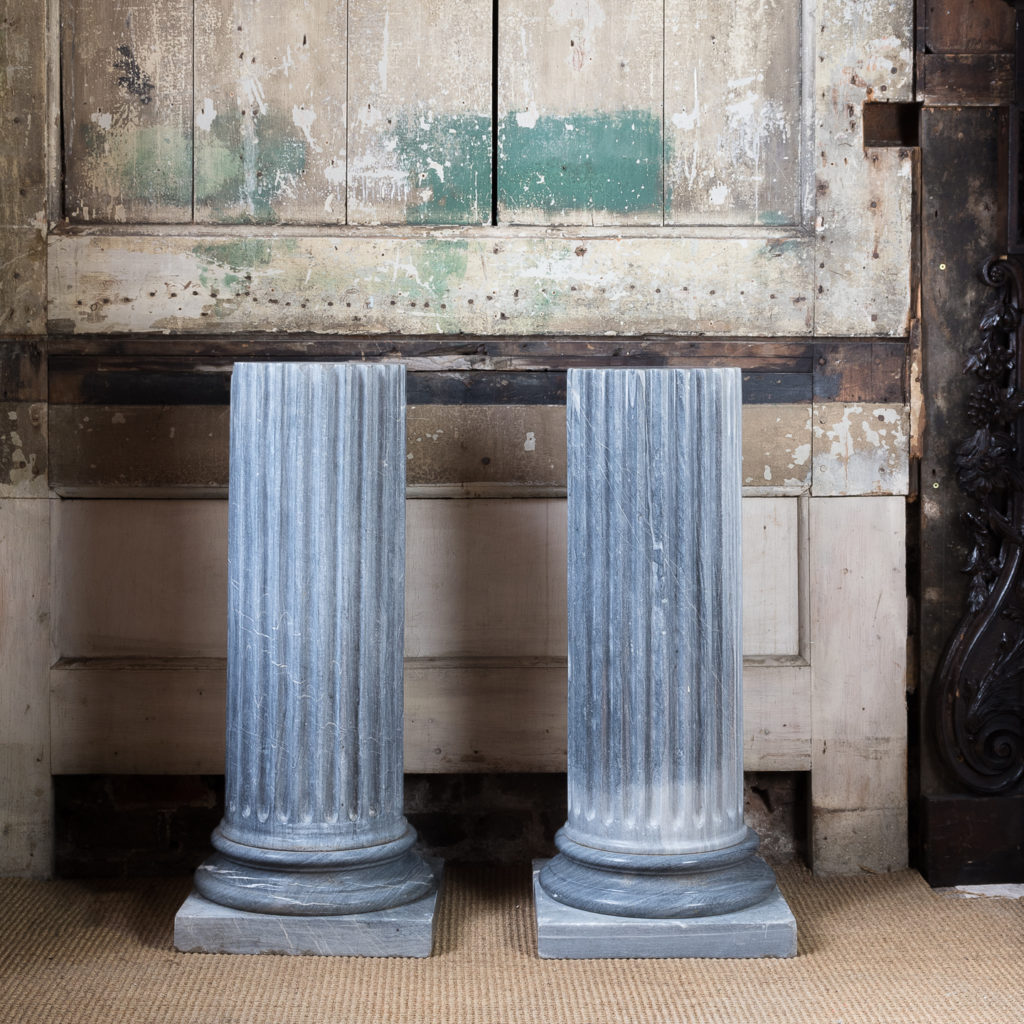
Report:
2,0,914,879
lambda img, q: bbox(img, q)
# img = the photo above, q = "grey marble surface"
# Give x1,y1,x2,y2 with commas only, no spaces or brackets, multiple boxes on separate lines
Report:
176,860,444,957
539,368,792,934
190,363,436,922
533,862,796,960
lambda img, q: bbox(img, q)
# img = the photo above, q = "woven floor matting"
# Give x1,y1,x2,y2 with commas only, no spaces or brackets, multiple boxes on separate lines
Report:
1,863,1022,1024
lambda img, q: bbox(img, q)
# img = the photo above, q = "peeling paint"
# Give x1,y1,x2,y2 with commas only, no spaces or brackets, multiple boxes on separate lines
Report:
0,403,47,497
196,99,217,132
196,110,308,223
48,233,813,336
812,403,910,496
348,112,490,225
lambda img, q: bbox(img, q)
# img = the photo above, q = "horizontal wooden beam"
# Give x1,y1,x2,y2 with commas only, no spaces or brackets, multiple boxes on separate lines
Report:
919,53,1014,107
46,339,907,406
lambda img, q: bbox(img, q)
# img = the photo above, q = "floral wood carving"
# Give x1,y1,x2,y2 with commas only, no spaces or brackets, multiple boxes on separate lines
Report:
936,256,1024,794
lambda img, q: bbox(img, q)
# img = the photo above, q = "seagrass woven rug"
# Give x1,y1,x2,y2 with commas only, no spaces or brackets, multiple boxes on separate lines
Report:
1,862,1022,1024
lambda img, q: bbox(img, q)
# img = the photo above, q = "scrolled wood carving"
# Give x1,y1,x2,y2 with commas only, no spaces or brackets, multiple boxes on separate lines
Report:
936,256,1024,793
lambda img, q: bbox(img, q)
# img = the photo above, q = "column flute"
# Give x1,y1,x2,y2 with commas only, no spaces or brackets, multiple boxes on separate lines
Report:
176,361,439,956
536,367,795,958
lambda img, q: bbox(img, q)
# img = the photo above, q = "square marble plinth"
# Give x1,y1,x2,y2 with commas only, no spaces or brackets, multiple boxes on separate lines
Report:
174,865,443,957
533,861,796,959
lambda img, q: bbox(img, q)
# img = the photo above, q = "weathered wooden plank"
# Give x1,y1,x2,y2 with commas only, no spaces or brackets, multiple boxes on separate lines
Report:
813,341,906,403
48,655,811,774
1,0,47,230
815,0,914,337
409,656,813,772
45,336,821,368
47,233,814,336
54,498,230,659
0,401,47,498
742,662,812,771
0,231,46,335
47,402,816,495
47,405,229,495
62,0,192,223
45,356,817,407
497,0,663,225
348,1,491,225
0,498,52,875
742,497,801,655
809,496,907,874
406,406,566,490
50,663,227,775
742,404,812,491
404,500,567,660
0,342,45,402
811,403,910,496
918,53,1014,107
923,0,1014,55
665,0,803,226
194,0,347,224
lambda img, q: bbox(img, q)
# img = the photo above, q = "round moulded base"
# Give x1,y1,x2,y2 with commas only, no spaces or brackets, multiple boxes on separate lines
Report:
538,826,778,919
193,823,437,916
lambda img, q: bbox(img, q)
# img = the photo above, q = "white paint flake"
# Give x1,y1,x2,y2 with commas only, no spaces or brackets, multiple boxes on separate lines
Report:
242,75,268,115
524,431,537,452
325,160,345,186
709,184,730,206
292,106,322,152
90,111,112,130
516,102,540,129
196,98,217,132
671,109,699,132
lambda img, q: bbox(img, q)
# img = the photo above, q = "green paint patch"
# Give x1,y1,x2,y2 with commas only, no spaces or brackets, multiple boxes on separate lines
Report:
759,237,803,258
412,239,470,299
758,210,796,226
195,111,307,224
392,113,491,225
192,239,277,288
498,110,662,219
76,124,191,214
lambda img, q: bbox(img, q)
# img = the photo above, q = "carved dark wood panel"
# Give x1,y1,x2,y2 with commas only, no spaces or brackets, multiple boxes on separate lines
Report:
935,256,1024,793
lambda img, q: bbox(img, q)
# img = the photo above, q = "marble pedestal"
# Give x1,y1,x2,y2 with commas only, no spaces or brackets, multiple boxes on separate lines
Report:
537,368,796,958
534,862,796,959
176,362,439,956
175,860,443,957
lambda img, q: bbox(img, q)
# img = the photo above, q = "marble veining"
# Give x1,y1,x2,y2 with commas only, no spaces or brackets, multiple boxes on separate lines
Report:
538,368,796,948
187,362,437,923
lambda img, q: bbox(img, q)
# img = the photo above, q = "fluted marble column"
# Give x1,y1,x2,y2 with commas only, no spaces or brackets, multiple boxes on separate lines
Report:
176,362,439,956
535,368,795,958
